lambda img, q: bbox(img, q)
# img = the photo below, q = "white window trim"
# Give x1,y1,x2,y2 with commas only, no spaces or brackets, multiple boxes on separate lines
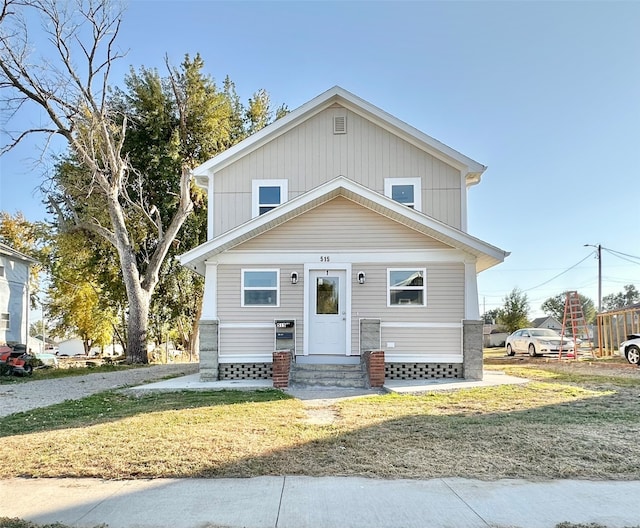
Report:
252,179,288,217
241,268,280,308
0,312,9,330
387,267,427,308
384,177,422,212
0,265,5,278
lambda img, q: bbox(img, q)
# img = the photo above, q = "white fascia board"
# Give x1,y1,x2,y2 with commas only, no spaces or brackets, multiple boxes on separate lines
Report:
191,86,486,182
178,176,508,274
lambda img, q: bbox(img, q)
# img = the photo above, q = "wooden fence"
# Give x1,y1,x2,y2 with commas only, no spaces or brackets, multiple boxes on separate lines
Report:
596,305,640,356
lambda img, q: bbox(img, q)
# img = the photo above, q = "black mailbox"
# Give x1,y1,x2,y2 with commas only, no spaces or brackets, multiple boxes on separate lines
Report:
275,320,295,352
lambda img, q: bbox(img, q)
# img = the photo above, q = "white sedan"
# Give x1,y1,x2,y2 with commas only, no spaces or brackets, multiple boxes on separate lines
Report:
619,334,640,365
506,328,576,357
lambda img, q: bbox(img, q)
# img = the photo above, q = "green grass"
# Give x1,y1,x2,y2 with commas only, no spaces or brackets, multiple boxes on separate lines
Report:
0,389,290,437
0,363,147,384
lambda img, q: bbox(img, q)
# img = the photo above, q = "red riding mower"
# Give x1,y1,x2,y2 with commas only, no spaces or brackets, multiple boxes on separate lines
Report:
0,344,36,376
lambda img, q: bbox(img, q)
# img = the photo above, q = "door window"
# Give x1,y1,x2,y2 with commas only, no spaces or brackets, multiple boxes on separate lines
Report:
316,277,339,314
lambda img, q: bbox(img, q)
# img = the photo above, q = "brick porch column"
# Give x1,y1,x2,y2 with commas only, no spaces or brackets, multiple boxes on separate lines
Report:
272,350,292,388
362,350,385,388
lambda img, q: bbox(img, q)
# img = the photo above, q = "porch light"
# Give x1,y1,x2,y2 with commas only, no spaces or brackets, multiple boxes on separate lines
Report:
290,272,298,285
357,271,366,284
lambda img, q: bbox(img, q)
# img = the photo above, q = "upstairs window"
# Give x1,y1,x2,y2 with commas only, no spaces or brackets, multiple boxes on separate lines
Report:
384,177,422,211
0,313,9,329
242,269,279,307
0,265,4,278
388,268,426,307
252,179,288,217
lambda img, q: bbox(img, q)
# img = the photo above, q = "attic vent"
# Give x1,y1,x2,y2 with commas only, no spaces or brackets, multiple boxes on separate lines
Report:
333,115,346,134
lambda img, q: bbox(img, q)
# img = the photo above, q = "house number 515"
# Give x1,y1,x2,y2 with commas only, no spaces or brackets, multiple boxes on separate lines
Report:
320,256,330,262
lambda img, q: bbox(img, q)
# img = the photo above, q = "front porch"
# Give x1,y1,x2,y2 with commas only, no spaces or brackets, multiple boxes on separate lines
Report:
197,318,484,387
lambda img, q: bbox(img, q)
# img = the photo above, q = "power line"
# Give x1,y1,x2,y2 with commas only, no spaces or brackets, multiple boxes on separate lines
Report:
602,248,640,266
603,247,640,261
520,254,593,293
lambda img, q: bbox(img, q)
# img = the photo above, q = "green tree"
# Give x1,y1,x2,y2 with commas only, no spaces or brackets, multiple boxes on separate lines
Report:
110,56,241,354
46,232,118,354
498,288,530,333
1,0,161,362
47,54,282,358
602,284,640,311
541,292,596,324
1,1,286,362
482,309,501,324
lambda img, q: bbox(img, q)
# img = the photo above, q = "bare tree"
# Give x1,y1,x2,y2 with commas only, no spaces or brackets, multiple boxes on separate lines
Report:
0,0,194,362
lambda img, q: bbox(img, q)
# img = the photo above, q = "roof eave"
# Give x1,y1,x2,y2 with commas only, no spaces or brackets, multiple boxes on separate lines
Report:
179,176,508,276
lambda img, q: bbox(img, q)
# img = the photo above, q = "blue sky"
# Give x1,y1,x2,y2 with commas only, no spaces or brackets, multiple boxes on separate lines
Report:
1,0,639,317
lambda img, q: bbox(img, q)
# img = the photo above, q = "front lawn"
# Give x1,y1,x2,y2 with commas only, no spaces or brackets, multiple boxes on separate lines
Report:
1,361,639,480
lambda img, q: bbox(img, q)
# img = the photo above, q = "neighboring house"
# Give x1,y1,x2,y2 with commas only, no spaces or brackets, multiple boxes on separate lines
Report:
57,338,86,356
0,242,36,346
531,316,562,331
483,324,508,348
179,86,508,385
57,337,123,357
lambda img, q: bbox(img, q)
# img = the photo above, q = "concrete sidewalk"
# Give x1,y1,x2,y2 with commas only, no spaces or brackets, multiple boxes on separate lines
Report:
123,369,529,396
2,476,639,528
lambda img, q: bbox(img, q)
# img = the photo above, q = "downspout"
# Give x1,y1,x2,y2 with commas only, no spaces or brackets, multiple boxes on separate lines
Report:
460,170,468,232
25,261,30,349
208,171,215,241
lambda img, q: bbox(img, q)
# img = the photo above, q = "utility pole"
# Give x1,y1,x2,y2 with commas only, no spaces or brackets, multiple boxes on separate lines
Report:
584,244,602,312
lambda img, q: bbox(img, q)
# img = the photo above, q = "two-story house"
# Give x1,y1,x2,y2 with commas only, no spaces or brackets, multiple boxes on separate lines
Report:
0,242,36,346
179,86,508,386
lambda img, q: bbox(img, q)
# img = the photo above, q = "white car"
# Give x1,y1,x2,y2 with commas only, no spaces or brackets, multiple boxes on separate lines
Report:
506,328,576,357
619,334,640,365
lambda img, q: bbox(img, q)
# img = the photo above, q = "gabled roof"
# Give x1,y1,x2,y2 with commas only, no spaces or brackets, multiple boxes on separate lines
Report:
0,242,37,264
531,316,562,328
192,86,487,188
179,176,508,276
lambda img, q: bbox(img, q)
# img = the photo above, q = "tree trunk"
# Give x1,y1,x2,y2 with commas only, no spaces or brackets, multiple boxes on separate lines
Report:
126,287,150,363
106,189,153,364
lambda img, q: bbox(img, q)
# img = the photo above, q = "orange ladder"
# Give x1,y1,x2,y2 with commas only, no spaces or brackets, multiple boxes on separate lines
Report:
559,291,595,359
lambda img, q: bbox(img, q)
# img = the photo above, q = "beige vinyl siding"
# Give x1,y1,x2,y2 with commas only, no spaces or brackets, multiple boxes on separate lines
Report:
220,327,274,356
234,196,452,252
213,106,463,235
380,327,462,357
215,261,463,358
217,264,304,357
350,262,465,355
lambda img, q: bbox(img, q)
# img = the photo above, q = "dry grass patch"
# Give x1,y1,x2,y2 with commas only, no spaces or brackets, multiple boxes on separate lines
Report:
1,363,639,480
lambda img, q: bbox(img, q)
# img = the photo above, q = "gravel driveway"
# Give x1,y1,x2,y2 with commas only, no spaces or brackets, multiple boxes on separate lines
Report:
0,363,199,417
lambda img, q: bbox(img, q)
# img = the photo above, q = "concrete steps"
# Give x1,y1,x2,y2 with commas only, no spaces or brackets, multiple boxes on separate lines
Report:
289,362,367,389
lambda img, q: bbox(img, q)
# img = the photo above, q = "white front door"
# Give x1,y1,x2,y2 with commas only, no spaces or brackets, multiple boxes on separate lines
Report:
308,269,347,355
